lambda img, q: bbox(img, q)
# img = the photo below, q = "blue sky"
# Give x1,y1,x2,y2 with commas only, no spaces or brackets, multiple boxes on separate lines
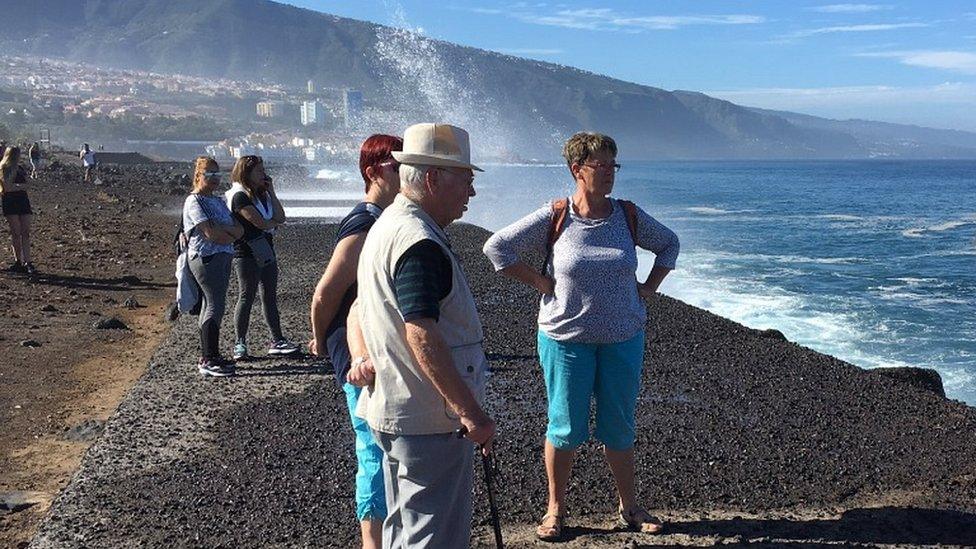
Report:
282,1,976,132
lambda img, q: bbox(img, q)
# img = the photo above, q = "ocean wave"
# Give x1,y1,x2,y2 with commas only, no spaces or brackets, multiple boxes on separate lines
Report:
680,249,867,266
901,215,976,238
815,214,863,222
687,206,756,215
314,167,358,181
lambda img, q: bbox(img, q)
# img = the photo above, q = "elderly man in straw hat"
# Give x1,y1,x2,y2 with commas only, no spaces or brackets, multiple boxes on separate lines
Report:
351,123,496,548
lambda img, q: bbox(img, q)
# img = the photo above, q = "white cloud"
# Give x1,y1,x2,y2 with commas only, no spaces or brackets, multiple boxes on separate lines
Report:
459,5,765,32
495,47,564,56
787,22,928,38
808,4,892,13
857,50,976,74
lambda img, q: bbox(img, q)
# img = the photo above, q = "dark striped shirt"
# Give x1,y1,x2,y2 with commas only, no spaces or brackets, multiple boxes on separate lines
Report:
394,239,452,321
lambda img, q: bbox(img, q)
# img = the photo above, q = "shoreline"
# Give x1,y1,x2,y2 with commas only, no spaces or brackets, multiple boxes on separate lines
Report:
25,220,976,547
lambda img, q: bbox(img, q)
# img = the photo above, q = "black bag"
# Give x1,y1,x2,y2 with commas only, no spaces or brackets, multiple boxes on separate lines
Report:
246,233,276,267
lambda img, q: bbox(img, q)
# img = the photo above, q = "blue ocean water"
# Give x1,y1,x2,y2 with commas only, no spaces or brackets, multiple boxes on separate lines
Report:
286,160,976,404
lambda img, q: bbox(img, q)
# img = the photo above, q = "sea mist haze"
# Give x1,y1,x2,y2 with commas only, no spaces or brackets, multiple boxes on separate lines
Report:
283,160,976,405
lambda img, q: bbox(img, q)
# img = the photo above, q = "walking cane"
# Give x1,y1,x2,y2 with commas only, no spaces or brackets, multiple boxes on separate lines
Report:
457,426,504,549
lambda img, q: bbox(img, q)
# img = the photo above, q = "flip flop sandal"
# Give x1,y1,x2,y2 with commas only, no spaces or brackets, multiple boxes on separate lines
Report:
617,507,664,534
536,513,565,542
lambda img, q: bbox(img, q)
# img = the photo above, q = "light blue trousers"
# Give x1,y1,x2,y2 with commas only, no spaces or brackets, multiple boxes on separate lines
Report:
343,383,387,521
537,330,645,450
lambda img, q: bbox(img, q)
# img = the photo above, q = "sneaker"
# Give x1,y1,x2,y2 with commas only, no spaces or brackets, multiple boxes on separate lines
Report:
198,357,235,377
267,338,299,355
232,340,248,361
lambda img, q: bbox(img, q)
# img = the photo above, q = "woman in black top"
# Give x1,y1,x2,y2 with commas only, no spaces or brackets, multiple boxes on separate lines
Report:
226,155,298,359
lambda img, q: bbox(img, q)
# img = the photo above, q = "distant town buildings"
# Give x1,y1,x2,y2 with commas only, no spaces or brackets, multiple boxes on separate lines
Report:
256,100,286,118
343,89,363,127
300,100,320,126
307,79,316,94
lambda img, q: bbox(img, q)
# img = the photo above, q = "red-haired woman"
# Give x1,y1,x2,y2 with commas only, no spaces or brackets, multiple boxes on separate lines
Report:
309,134,403,549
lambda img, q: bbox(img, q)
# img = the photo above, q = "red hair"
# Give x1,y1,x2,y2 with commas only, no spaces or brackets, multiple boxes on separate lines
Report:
359,134,403,193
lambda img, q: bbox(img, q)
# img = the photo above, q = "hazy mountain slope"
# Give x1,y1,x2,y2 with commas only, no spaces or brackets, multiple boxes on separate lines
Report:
5,0,975,159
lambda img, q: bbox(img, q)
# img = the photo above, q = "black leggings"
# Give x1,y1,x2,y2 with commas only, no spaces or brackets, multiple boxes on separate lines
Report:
234,255,283,342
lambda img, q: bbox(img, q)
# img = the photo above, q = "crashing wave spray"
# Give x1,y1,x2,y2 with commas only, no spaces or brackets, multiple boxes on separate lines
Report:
370,2,563,161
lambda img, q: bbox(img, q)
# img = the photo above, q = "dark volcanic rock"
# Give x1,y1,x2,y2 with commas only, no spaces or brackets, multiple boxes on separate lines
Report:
873,367,946,398
0,491,46,513
123,296,141,309
92,317,129,330
20,339,41,348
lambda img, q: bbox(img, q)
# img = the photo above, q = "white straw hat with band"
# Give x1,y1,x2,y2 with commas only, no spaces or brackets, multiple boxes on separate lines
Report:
392,123,483,172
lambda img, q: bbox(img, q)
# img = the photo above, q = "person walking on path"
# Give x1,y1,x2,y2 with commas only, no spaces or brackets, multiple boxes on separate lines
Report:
225,155,299,360
182,156,243,377
80,143,97,183
353,123,495,549
0,146,36,274
308,133,403,549
28,142,42,179
483,132,680,541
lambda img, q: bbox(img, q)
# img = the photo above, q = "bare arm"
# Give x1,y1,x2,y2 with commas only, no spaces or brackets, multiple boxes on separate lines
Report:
237,204,280,231
498,261,554,295
404,318,495,449
309,233,366,355
344,299,375,387
196,220,239,245
638,265,672,299
268,187,286,224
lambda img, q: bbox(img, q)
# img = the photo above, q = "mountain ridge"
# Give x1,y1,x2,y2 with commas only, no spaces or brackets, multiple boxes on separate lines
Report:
5,0,975,160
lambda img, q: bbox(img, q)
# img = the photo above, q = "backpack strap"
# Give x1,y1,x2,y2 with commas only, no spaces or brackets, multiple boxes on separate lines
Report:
541,198,569,274
618,199,639,243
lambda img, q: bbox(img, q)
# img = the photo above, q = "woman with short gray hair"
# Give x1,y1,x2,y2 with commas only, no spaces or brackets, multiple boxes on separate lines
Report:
483,131,679,540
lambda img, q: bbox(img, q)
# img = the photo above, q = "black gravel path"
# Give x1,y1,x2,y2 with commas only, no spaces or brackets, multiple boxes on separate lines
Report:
29,223,976,548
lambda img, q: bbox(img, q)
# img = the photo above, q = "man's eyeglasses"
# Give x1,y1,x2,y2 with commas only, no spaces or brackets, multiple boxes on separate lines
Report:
436,166,475,185
580,161,621,173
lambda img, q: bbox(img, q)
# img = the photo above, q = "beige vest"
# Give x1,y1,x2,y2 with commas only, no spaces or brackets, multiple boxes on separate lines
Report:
356,194,487,435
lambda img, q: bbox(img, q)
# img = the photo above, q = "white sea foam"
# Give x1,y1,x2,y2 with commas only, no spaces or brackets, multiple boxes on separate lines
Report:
901,215,976,238
277,191,363,201
687,206,755,215
314,168,359,182
815,214,863,221
283,206,352,219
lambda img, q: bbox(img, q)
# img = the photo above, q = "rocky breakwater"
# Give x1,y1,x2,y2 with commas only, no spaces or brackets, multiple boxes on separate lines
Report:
28,223,976,548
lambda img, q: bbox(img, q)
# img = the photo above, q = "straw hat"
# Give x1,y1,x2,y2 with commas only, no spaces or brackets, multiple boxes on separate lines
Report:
392,123,483,172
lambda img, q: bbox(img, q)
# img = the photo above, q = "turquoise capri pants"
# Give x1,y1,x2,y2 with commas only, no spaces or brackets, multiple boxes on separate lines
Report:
537,330,645,451
342,382,388,521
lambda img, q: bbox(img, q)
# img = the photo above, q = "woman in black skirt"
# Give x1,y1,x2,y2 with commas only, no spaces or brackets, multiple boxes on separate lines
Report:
0,146,35,274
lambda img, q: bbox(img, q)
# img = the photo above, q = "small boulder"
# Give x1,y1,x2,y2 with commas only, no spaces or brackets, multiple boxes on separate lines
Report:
164,301,180,322
123,296,140,309
20,339,41,348
63,419,105,442
92,317,129,330
873,367,946,398
758,328,788,342
0,491,48,513
39,304,58,312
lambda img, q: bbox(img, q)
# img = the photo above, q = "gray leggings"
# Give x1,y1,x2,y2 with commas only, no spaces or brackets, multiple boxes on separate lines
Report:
188,252,232,359
234,255,283,342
